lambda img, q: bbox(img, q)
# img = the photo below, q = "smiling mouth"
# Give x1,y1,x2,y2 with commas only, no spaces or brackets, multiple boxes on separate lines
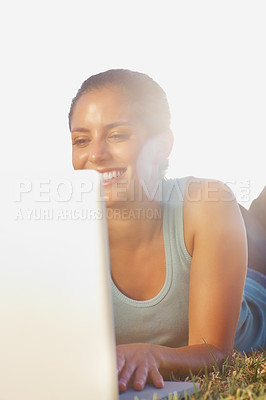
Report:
99,168,127,185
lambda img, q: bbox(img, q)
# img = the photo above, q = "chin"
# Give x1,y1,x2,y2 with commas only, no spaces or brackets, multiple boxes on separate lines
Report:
104,196,127,209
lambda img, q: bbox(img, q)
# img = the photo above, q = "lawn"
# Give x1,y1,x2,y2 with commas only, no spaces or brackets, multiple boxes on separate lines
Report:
173,349,266,400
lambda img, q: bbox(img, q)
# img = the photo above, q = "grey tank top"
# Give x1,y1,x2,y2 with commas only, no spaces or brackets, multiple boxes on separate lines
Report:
111,177,192,348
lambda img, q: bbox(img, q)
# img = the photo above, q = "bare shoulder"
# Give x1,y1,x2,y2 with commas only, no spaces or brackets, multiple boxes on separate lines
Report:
183,177,246,255
185,177,235,203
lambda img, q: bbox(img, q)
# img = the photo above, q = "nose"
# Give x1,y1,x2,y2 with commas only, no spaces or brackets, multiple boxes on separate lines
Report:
87,137,110,164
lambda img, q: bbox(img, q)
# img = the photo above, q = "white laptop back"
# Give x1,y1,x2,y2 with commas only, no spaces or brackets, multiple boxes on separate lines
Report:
0,169,118,400
0,168,199,400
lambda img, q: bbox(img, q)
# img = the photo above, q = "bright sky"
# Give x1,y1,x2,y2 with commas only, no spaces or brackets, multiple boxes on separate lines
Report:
1,0,265,208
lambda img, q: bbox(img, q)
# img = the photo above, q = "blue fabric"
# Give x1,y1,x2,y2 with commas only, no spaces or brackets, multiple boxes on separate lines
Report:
235,269,266,352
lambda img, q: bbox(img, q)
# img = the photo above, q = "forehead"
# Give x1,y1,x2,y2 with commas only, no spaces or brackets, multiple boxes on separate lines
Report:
70,86,137,129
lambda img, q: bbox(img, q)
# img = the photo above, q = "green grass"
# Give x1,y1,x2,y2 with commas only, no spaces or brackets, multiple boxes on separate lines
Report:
173,349,266,400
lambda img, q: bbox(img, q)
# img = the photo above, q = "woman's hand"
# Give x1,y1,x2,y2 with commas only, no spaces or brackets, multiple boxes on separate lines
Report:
116,343,164,392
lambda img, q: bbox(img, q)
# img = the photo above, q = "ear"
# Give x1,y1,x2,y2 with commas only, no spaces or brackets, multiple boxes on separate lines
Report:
154,130,174,164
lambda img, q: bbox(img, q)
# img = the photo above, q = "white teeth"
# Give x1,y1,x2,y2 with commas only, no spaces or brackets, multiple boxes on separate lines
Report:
102,170,125,181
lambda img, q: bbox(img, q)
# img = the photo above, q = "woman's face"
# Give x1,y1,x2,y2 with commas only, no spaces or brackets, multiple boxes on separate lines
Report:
70,86,154,205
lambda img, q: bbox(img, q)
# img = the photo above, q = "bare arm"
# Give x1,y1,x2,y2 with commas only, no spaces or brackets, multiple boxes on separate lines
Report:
187,179,247,356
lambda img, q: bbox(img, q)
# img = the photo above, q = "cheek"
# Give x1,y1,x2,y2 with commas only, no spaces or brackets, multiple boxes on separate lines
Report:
113,143,143,166
72,149,88,169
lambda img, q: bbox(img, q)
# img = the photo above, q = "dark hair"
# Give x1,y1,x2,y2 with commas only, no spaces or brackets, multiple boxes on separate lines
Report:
68,69,171,135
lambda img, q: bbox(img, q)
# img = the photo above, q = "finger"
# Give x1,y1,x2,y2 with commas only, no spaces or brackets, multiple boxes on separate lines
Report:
116,351,125,375
118,363,136,393
133,364,149,391
148,367,164,388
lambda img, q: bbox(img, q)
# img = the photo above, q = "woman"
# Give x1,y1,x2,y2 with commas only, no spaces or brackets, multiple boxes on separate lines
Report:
69,69,265,393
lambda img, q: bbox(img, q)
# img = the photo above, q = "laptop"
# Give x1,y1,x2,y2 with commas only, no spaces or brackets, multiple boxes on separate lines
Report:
0,169,198,400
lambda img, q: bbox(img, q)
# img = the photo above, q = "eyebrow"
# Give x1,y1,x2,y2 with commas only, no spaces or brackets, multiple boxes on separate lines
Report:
71,127,90,133
71,121,134,133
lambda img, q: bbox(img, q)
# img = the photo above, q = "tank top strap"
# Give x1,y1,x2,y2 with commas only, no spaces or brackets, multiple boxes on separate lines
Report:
162,176,193,266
